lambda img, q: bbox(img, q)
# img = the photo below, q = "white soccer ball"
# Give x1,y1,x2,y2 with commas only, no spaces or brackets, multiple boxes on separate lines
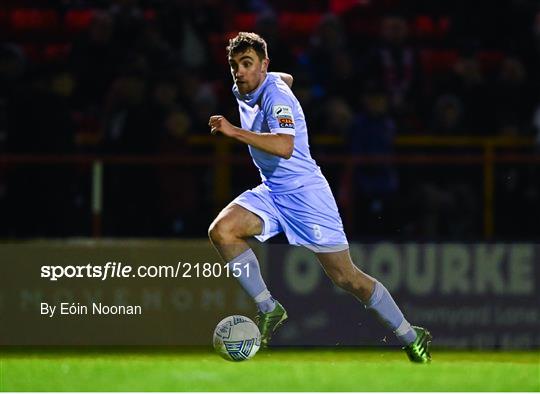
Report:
213,315,261,361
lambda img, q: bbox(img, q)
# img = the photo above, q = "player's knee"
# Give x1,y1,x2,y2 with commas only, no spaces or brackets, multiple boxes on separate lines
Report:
208,219,236,244
208,220,223,243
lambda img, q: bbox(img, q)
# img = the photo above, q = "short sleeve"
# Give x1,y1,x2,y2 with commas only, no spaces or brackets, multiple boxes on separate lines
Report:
263,87,296,136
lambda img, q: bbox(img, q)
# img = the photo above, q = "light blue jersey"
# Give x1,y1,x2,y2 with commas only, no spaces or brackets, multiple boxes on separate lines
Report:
233,72,328,194
232,72,348,252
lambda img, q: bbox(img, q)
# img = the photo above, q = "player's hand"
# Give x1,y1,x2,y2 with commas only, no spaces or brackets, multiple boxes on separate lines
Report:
208,115,235,137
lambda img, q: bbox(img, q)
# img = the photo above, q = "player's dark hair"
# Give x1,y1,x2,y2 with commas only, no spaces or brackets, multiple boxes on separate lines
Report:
227,32,268,61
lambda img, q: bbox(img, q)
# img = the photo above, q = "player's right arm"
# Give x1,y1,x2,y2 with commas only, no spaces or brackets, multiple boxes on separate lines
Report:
208,115,294,159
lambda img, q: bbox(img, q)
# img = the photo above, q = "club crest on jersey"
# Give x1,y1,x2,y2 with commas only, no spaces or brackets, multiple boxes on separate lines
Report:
273,105,294,128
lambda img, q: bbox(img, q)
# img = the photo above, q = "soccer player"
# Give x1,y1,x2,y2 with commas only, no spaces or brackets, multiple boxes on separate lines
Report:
208,32,432,362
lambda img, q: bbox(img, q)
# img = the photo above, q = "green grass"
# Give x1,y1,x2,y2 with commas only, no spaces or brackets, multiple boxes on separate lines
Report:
1,348,539,391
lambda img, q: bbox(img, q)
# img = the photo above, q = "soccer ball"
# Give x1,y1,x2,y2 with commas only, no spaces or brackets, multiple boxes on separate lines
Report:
213,315,261,361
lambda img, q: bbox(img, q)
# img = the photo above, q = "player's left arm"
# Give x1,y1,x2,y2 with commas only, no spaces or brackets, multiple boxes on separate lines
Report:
273,72,293,88
208,116,294,159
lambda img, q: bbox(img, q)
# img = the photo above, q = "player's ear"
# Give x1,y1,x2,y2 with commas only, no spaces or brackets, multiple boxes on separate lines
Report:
262,58,269,73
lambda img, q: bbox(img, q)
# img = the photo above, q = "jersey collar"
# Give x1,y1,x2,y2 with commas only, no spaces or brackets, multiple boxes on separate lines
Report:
232,74,273,107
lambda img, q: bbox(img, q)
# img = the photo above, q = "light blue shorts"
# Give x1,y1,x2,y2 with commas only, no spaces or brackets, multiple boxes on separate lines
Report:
232,184,349,253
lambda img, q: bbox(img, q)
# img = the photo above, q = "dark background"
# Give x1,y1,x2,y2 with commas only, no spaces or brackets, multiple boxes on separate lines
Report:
0,0,539,240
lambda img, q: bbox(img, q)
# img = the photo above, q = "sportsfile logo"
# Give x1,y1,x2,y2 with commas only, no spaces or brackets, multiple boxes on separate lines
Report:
40,262,250,281
41,262,136,281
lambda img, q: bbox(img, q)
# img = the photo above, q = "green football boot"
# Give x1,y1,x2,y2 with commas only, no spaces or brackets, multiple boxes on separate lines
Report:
403,326,432,363
255,301,288,348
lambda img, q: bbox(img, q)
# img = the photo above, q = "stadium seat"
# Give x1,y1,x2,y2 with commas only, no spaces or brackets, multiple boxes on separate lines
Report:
414,15,451,39
233,13,256,31
279,13,322,35
414,15,435,37
20,43,40,62
208,33,228,65
10,8,60,31
477,51,505,73
329,0,371,15
143,9,156,21
346,16,379,36
65,9,95,32
437,16,451,37
44,43,71,61
420,49,459,74
0,9,8,30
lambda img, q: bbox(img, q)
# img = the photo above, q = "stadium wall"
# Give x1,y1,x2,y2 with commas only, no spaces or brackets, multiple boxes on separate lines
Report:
0,240,538,349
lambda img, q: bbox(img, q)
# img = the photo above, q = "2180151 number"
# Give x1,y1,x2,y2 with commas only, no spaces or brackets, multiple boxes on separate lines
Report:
181,262,249,278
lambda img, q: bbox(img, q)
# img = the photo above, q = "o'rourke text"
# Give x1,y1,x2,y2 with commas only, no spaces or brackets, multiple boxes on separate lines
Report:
40,261,250,281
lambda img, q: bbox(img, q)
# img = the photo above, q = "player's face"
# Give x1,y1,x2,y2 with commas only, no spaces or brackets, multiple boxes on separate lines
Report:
229,49,269,95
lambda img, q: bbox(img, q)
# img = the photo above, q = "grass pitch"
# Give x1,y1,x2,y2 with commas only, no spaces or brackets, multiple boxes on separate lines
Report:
1,348,539,391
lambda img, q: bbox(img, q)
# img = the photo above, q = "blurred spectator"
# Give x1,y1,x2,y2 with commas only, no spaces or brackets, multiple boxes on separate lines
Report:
363,14,422,132
149,77,208,236
532,9,540,84
534,105,540,144
176,70,219,133
326,97,354,136
102,71,155,153
156,0,223,73
70,12,119,109
344,83,399,235
147,75,195,149
306,14,348,90
100,70,161,235
491,56,534,136
4,64,79,236
436,53,492,134
0,44,26,151
108,0,145,48
325,52,362,106
430,94,465,135
135,22,175,72
255,12,295,72
407,181,479,238
0,44,26,234
6,65,76,153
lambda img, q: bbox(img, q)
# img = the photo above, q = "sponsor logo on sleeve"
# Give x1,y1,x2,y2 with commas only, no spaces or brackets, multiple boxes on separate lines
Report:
272,105,294,129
